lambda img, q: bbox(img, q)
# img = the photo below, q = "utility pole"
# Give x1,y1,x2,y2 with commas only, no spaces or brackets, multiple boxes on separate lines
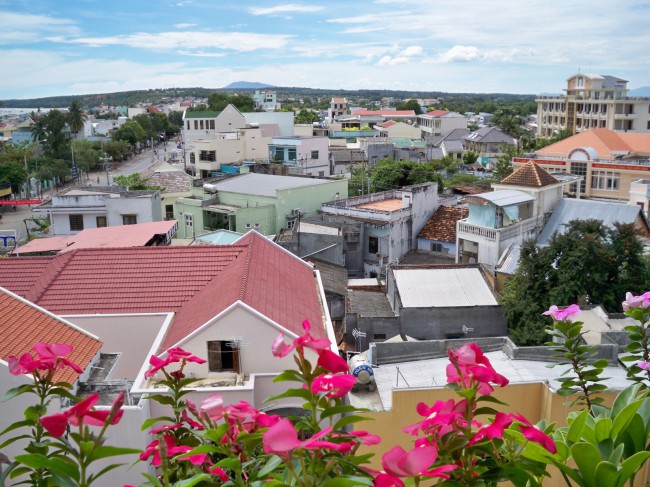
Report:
23,154,30,198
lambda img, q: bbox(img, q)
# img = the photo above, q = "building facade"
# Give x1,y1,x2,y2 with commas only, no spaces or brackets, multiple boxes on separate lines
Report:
536,73,650,137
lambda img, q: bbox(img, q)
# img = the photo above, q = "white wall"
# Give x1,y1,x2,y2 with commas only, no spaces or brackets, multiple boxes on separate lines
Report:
105,194,161,226
64,314,170,380
51,211,105,235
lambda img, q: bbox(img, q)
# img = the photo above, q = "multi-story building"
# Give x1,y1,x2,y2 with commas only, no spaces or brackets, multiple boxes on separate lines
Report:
418,110,468,139
252,89,280,111
536,73,650,138
268,136,330,176
515,128,650,202
327,97,348,121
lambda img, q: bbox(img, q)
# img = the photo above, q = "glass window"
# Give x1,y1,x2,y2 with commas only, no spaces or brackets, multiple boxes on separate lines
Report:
311,150,319,159
96,216,107,228
288,148,297,161
185,214,193,227
591,171,620,191
207,340,239,372
69,214,84,231
122,214,137,225
368,236,379,254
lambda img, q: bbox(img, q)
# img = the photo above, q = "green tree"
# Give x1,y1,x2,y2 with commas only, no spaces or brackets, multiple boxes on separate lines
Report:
71,139,101,174
113,120,146,146
114,173,163,191
207,93,255,112
396,99,422,115
492,108,524,138
502,221,650,345
462,150,479,165
67,100,87,138
295,109,320,124
0,159,27,192
491,143,523,182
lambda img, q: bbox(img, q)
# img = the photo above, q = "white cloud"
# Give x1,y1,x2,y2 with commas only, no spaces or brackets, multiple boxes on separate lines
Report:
50,31,292,53
248,4,325,16
400,45,423,57
438,45,481,63
0,12,79,45
174,23,197,28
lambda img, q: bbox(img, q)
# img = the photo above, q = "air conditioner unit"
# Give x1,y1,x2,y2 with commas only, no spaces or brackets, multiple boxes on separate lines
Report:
292,208,301,216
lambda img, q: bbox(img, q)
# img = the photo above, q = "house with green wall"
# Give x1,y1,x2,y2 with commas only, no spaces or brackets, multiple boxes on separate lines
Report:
174,173,348,238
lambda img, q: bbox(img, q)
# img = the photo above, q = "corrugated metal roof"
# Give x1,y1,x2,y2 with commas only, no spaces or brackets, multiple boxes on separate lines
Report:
537,199,644,246
470,190,534,207
209,173,333,197
495,244,521,275
393,267,497,307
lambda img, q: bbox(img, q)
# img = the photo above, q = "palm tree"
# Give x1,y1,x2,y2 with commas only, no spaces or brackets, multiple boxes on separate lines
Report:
30,114,47,145
67,101,87,139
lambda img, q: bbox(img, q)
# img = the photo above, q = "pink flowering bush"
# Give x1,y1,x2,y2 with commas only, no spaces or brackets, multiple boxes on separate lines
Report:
1,291,649,486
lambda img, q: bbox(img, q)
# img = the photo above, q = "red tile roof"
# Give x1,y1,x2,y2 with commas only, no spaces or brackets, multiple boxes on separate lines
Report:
160,232,324,350
0,288,102,383
0,233,327,354
418,206,469,243
351,110,415,116
499,161,558,187
423,110,449,117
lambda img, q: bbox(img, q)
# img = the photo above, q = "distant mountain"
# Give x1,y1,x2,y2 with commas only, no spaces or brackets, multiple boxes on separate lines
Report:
221,81,275,89
628,86,650,97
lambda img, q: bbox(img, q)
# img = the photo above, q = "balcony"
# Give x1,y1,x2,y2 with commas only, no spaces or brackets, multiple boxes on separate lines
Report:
457,217,542,243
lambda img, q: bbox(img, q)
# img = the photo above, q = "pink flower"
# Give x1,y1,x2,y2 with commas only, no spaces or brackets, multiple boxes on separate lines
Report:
543,304,581,321
208,465,229,482
403,399,467,437
271,320,331,358
8,342,83,376
263,418,350,458
144,347,206,379
349,430,382,446
317,349,349,374
199,393,224,421
140,435,205,466
510,413,557,454
638,361,650,371
467,412,512,446
311,374,357,398
446,343,508,395
40,392,124,438
381,445,455,481
622,292,650,311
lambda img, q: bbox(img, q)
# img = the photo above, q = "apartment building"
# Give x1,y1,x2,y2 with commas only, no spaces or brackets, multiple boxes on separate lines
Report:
417,110,468,138
536,73,650,138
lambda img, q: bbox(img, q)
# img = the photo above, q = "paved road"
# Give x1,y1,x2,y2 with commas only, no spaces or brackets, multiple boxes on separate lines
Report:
107,141,180,184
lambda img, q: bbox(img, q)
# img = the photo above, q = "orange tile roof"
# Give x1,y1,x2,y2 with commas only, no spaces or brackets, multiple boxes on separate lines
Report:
357,199,404,211
0,288,102,383
418,205,468,243
536,129,650,159
351,110,415,116
423,110,449,117
500,161,558,187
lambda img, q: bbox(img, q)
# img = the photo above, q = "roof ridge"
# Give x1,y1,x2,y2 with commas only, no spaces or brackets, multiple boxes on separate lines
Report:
238,237,255,301
24,251,76,304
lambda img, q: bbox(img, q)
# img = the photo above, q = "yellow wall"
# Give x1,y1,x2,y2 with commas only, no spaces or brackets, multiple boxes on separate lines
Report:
354,382,650,486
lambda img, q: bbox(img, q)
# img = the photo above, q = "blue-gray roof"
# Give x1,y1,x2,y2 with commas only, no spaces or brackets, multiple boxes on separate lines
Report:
537,199,644,246
209,173,335,197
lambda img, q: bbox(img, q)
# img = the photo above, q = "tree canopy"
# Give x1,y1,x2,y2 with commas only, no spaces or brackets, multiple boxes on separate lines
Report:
206,93,255,112
396,99,423,115
502,220,650,345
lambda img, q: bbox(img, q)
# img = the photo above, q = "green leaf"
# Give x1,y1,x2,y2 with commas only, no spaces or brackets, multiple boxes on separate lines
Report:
145,393,175,406
611,399,642,439
333,415,370,430
0,419,32,437
173,474,211,487
594,417,613,442
593,461,620,487
611,384,642,418
142,472,165,487
266,388,313,402
321,477,374,487
141,415,175,431
0,433,32,450
617,451,650,487
571,442,602,487
476,395,508,405
567,409,589,443
87,462,127,483
473,406,499,417
14,454,80,481
88,445,142,461
320,404,366,420
271,370,304,383
1,384,34,402
257,455,284,478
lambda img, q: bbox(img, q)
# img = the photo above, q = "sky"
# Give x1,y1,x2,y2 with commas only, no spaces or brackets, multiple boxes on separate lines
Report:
2,0,650,100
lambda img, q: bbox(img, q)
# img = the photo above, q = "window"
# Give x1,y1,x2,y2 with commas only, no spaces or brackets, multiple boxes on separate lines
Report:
287,219,296,229
207,340,239,373
199,150,216,162
311,150,319,159
122,214,137,225
570,162,587,193
368,236,379,254
186,121,190,130
288,148,297,161
591,171,620,191
190,153,196,164
245,223,251,229
184,214,193,227
199,120,204,130
165,204,174,220
194,120,198,130
254,223,260,228
209,120,215,129
96,216,107,228
373,334,387,340
69,214,84,231
430,242,443,252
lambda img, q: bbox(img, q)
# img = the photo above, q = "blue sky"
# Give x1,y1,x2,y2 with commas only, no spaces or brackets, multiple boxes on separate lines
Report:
2,0,649,99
